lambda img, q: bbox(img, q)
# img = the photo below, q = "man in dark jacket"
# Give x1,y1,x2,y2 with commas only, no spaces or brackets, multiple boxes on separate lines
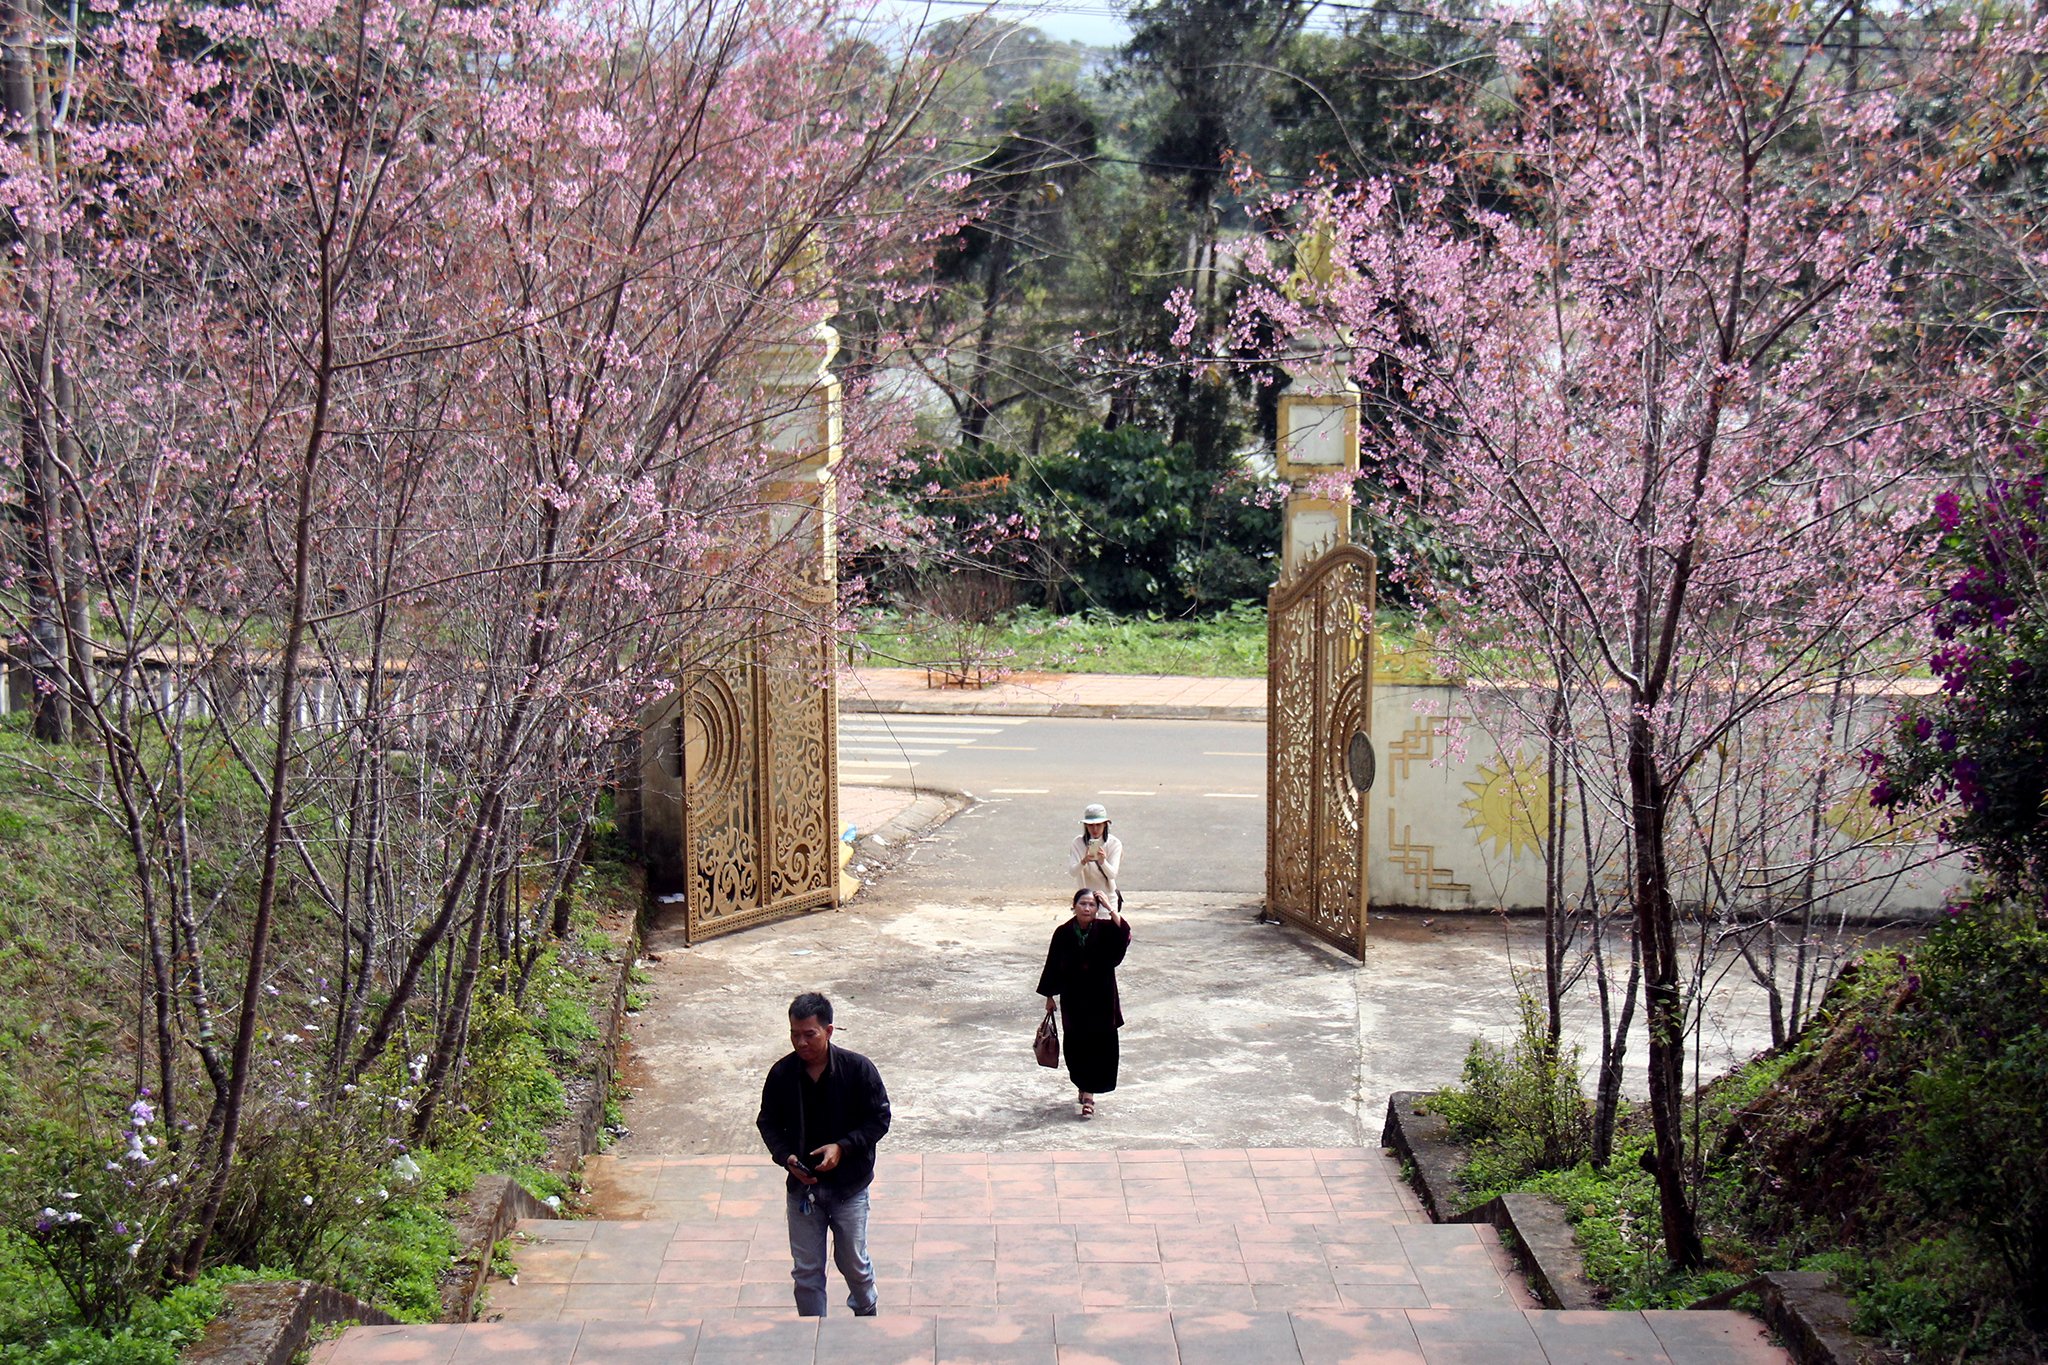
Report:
755,991,891,1317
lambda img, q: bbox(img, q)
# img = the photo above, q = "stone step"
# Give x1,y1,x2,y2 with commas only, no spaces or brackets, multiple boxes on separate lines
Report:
491,1214,1533,1318
314,1148,1790,1361
579,1148,1425,1226
311,1307,1788,1364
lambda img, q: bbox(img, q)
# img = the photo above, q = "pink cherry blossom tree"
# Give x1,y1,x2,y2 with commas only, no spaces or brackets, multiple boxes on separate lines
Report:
0,0,953,1275
1224,0,2042,1267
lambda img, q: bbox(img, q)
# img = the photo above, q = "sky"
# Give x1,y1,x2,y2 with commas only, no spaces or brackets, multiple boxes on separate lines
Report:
874,0,1133,51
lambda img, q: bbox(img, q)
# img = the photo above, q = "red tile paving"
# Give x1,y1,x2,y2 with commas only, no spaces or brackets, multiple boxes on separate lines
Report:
311,1148,1789,1364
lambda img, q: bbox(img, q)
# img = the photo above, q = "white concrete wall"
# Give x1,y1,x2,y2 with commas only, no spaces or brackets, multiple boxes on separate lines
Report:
1364,665,1964,918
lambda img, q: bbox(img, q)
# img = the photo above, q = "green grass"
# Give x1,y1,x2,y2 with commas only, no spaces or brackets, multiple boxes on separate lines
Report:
847,603,1427,679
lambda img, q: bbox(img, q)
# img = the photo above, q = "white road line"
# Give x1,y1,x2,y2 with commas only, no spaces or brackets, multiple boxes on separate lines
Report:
1099,790,1155,796
841,760,920,770
1203,751,1265,757
840,726,1010,737
839,746,947,756
966,745,1037,751
989,787,1050,794
838,715,1031,726
1203,792,1261,799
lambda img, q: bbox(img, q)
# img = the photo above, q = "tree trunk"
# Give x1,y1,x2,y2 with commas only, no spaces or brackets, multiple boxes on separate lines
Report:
412,865,495,1142
4,0,68,743
1627,709,1705,1268
1542,690,1567,1046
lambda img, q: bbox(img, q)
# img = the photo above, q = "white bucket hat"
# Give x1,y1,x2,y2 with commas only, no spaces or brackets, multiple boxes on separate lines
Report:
1082,803,1110,823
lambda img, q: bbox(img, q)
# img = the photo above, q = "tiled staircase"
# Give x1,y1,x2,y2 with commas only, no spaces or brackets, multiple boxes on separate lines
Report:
311,1147,1786,1363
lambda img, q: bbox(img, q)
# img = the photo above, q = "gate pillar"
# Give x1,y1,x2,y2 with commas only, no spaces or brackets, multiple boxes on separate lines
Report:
1267,343,1374,958
1275,350,1361,571
649,318,846,943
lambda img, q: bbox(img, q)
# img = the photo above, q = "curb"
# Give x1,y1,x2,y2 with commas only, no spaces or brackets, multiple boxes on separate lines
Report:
844,696,1266,723
1379,1091,1472,1225
841,782,973,893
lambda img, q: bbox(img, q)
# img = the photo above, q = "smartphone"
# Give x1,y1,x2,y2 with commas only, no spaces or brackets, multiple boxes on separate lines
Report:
793,1154,820,1176
1085,836,1103,851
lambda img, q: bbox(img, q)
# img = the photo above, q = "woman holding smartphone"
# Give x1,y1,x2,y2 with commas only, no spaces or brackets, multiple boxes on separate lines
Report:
1068,803,1122,903
1036,887,1131,1119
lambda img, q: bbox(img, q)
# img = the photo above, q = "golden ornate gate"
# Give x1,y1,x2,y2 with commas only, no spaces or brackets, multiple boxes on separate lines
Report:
1267,544,1376,956
673,587,840,944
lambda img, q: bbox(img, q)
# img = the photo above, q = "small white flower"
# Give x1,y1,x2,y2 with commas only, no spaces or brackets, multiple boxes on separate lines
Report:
280,1033,301,1045
127,1240,143,1258
301,1194,314,1206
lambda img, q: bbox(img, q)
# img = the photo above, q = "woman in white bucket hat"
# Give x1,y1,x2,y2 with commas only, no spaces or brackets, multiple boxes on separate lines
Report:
1068,803,1122,902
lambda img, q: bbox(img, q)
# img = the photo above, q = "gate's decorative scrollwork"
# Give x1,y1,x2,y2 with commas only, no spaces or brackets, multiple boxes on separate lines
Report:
1267,544,1376,956
678,583,839,943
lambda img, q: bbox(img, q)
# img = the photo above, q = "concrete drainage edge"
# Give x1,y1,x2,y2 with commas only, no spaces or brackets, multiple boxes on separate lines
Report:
1756,1272,1902,1365
183,1281,398,1365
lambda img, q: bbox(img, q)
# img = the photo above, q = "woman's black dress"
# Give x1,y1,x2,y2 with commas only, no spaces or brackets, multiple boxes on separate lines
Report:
1036,917,1131,1094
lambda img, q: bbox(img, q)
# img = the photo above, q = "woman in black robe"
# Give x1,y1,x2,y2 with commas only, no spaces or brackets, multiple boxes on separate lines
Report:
1036,887,1131,1119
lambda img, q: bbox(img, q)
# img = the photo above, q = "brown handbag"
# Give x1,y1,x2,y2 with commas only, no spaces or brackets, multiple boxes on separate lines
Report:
1034,1011,1059,1068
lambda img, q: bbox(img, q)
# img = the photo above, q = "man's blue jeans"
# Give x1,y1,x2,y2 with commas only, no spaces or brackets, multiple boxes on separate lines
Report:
785,1184,877,1317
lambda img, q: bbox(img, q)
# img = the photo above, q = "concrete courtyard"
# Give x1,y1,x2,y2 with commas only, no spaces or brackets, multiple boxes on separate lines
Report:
611,783,1807,1165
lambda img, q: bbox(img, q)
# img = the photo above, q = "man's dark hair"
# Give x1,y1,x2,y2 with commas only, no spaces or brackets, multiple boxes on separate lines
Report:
789,992,833,1026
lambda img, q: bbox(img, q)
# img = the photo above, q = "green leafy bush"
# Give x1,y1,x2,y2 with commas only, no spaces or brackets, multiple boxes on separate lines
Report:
1895,908,2048,1331
1432,993,1592,1198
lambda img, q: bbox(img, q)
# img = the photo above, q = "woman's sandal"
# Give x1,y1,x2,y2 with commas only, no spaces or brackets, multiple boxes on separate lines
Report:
1079,1094,1095,1119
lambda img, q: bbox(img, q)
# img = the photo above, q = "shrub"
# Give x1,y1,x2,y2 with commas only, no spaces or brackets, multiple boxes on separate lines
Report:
1432,992,1592,1197
0,1099,189,1330
1895,907,2048,1330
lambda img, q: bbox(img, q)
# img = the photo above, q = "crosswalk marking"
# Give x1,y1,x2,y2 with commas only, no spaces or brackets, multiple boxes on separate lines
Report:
835,716,1034,775
1099,790,1155,796
1204,792,1261,799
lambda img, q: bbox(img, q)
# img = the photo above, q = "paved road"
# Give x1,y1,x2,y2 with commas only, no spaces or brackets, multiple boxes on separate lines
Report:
838,714,1268,900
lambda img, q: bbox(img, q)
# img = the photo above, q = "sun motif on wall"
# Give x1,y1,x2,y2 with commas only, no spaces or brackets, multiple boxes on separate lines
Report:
1824,789,1932,846
1460,752,1551,861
